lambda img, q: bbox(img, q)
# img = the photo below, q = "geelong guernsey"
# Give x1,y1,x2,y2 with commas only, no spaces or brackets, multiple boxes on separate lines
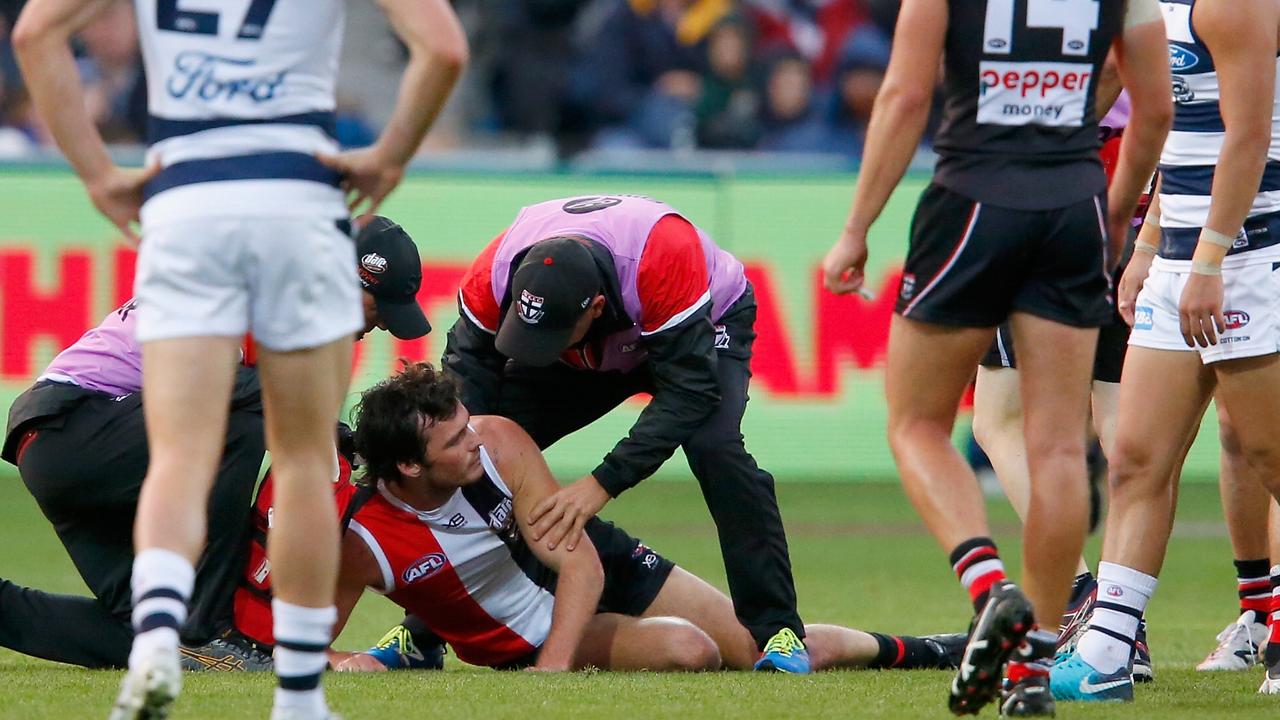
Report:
1157,0,1280,263
133,0,346,222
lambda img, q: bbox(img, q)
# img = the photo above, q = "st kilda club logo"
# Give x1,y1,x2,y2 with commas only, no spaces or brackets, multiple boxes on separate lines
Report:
518,289,545,324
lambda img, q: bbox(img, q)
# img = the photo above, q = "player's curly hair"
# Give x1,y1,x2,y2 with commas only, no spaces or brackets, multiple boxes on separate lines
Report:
352,361,459,483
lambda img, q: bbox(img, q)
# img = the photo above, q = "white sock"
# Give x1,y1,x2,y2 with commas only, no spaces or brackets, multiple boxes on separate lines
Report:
272,601,336,715
1077,562,1157,674
128,548,194,670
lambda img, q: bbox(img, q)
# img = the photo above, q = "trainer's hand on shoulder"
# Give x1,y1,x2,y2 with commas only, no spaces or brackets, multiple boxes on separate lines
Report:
822,228,869,295
1178,271,1225,348
1117,251,1154,326
86,162,161,246
317,145,405,216
528,475,610,552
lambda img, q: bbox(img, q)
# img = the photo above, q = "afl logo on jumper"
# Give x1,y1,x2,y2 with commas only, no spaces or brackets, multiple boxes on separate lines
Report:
563,196,623,214
361,253,388,274
518,290,545,324
402,553,447,584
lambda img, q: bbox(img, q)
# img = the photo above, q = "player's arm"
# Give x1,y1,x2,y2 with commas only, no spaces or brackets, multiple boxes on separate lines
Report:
328,529,394,671
1179,0,1279,346
487,418,604,672
1106,0,1172,263
596,216,719,497
528,217,719,552
823,0,945,295
12,0,157,241
320,0,468,213
1096,50,1122,118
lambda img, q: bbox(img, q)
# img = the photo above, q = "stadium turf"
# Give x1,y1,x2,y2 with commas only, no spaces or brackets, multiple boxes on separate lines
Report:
0,469,1268,719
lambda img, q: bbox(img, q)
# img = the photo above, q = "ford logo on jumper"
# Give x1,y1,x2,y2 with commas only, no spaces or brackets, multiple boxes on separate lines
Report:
167,52,287,103
1167,44,1199,72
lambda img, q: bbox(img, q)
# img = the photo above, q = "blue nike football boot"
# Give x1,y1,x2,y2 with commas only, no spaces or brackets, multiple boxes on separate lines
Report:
1049,651,1134,702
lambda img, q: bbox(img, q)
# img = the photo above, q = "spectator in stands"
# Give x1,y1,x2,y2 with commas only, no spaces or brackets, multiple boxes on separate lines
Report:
569,0,732,149
743,0,869,85
756,51,833,153
695,15,762,150
824,24,890,158
488,0,592,139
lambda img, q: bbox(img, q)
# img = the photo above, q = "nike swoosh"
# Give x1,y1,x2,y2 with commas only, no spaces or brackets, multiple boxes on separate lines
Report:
1080,677,1130,694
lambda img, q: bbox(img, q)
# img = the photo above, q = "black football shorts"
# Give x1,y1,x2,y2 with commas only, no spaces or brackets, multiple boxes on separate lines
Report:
896,183,1113,329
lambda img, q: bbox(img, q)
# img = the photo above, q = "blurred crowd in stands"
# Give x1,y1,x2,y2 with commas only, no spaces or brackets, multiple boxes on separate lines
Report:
0,0,920,161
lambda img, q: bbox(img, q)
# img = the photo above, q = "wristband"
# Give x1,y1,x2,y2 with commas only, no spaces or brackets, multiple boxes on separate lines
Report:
1190,261,1222,276
1133,239,1158,256
1199,228,1236,249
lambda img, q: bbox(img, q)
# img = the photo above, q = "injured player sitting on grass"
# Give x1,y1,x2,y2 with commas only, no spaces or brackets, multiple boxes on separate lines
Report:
306,362,964,673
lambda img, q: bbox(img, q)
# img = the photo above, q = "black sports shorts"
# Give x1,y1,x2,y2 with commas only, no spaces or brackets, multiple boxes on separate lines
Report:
896,183,1113,328
979,317,1128,384
590,518,675,617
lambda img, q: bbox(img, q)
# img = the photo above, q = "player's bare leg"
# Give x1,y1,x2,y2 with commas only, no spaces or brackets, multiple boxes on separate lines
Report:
885,317,1031,713
972,366,1091,580
1201,402,1273,671
642,566,965,671
112,336,241,720
1207,355,1280,694
256,336,353,720
1006,312,1097,628
884,317,996,556
1058,347,1212,696
572,613,722,671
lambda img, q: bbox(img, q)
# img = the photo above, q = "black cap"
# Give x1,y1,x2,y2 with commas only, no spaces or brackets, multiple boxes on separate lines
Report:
356,216,431,340
495,237,600,366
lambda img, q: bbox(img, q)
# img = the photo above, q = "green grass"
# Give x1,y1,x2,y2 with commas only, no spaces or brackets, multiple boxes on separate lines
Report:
0,470,1265,718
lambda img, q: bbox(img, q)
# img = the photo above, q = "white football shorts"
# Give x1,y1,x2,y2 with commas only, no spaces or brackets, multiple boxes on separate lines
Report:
1129,255,1280,364
134,213,362,351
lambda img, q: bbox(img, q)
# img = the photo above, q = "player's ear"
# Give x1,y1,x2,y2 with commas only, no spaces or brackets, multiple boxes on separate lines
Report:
396,460,424,479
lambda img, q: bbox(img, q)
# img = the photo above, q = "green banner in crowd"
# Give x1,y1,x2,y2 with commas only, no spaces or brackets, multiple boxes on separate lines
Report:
0,167,1223,480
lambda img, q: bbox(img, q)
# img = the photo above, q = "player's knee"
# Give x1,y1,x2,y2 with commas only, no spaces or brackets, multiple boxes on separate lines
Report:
1239,443,1280,490
970,409,1015,451
655,620,722,671
1218,415,1243,456
682,430,743,464
1106,439,1163,495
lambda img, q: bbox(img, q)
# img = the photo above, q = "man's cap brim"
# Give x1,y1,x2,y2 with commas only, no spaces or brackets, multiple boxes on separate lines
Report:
495,306,574,366
375,296,431,340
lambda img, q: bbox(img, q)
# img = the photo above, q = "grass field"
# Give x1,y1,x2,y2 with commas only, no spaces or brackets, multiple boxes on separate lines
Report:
0,468,1269,719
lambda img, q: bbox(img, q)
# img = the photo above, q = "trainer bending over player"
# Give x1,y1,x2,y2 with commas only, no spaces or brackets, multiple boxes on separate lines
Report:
443,194,810,671
821,0,1170,714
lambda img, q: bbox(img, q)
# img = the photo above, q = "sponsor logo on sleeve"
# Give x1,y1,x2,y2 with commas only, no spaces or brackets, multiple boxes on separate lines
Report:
402,553,447,584
488,498,513,532
977,61,1092,127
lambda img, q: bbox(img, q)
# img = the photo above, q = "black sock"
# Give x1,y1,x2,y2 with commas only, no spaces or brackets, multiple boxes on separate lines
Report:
868,633,950,670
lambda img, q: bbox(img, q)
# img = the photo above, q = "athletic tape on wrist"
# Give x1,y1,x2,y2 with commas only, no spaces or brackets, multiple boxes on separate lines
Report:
1190,261,1222,276
1199,228,1236,249
1133,239,1158,256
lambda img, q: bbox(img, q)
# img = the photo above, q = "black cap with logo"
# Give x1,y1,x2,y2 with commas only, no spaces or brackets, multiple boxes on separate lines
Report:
495,237,601,366
356,216,432,340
